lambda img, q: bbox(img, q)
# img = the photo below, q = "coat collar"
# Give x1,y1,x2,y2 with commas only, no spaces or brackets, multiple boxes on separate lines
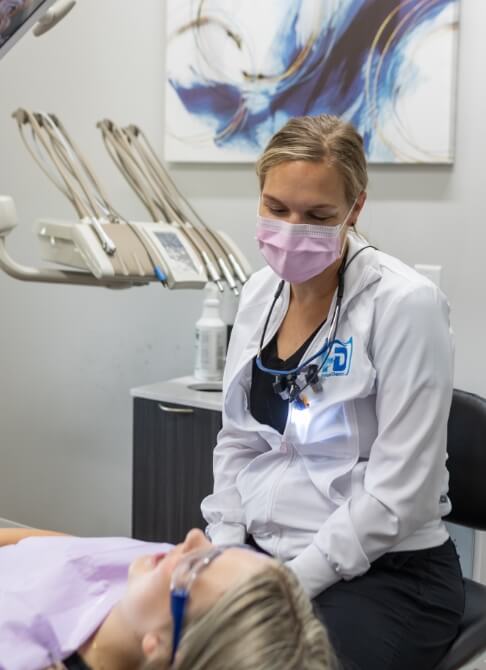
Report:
225,233,382,395
340,232,382,311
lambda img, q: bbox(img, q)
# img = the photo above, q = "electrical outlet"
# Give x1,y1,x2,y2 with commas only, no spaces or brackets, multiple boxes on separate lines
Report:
414,264,442,288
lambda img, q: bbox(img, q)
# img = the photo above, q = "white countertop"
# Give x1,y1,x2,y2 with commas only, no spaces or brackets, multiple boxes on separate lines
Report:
131,376,223,412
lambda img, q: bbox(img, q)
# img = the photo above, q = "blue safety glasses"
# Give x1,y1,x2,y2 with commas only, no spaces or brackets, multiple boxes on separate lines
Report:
169,543,256,665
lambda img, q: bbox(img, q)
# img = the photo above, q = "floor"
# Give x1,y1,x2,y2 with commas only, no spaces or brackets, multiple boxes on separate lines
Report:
463,651,486,670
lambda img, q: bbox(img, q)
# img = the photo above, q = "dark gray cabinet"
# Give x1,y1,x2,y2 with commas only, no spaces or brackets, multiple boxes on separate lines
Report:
132,397,222,544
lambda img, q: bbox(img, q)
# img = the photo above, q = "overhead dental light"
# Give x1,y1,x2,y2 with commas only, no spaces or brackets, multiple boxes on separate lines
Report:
0,1,76,60
31,0,75,36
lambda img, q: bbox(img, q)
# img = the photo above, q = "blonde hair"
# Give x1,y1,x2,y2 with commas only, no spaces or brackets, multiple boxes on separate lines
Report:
256,114,368,205
143,563,335,670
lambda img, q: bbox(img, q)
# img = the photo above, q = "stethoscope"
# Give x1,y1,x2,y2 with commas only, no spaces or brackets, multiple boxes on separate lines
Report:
255,245,376,410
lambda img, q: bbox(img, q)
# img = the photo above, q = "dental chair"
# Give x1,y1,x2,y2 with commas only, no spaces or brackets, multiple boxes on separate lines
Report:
434,389,486,670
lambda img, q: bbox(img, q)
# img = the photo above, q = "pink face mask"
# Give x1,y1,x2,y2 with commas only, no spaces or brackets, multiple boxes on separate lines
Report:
256,201,356,284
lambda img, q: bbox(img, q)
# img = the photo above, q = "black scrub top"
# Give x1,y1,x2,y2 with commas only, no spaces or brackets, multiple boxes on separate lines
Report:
250,322,324,434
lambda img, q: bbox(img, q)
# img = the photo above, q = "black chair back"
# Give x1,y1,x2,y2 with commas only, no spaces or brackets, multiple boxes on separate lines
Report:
433,389,486,670
445,389,486,531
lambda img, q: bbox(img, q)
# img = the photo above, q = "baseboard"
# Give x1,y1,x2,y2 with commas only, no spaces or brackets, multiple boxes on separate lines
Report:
0,517,29,528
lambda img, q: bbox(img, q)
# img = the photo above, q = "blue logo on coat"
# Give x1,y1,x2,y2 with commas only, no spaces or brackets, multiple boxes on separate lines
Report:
321,338,353,377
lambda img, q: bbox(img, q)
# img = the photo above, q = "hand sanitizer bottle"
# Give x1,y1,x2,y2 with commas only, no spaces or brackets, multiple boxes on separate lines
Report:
194,283,227,382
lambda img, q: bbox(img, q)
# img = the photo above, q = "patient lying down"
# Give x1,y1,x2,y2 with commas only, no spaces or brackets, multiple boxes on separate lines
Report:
0,527,335,670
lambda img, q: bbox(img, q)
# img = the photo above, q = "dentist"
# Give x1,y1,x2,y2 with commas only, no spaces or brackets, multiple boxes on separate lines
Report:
201,114,464,670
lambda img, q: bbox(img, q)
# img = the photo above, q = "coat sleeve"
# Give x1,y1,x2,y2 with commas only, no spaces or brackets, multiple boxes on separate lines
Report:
200,279,271,545
286,282,454,598
201,420,270,544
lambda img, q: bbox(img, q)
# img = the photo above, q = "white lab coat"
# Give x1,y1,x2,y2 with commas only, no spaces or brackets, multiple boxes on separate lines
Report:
201,234,453,598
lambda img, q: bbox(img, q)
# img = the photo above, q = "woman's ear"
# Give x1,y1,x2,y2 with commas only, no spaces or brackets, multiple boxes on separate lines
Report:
351,191,367,225
357,191,367,212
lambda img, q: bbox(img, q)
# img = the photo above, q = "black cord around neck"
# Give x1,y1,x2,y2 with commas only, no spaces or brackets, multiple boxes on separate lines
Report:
258,244,377,356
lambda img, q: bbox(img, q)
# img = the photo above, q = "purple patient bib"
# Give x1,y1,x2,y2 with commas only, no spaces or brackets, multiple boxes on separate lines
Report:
0,535,172,670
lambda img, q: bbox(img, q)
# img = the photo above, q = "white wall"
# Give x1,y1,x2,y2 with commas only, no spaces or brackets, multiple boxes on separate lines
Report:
0,0,485,570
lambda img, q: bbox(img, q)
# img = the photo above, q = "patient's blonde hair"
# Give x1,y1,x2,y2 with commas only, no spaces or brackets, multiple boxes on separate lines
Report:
143,563,335,670
256,114,368,205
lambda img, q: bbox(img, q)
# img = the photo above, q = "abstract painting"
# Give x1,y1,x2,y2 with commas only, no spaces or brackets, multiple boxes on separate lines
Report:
165,0,460,163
